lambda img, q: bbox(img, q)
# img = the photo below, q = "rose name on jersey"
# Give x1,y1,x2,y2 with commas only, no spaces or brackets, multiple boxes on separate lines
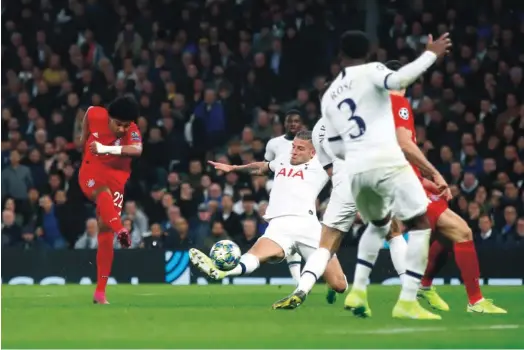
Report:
276,167,304,179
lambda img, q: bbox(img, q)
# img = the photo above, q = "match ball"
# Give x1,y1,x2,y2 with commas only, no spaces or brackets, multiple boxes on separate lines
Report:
209,240,241,271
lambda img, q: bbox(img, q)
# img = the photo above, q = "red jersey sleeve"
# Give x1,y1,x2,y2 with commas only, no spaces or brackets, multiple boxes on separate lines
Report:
124,123,142,146
86,106,108,128
390,94,415,134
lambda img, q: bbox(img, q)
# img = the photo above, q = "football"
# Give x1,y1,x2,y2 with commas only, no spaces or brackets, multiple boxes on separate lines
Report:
209,240,241,271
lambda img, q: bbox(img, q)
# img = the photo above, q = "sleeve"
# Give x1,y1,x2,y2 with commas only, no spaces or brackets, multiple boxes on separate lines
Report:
264,140,275,162
86,106,104,123
125,123,142,145
268,154,284,173
391,96,413,130
268,159,276,173
368,52,437,90
312,122,334,169
323,109,346,160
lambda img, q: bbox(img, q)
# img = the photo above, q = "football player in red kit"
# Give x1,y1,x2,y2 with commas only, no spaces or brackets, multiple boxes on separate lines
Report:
78,96,142,304
387,60,505,314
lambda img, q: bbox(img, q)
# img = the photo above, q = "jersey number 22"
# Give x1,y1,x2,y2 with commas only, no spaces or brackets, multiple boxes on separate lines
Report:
338,98,366,139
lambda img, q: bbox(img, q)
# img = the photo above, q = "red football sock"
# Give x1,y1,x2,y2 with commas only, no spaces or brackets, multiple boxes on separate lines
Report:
454,240,482,304
96,232,114,293
96,191,124,233
421,240,450,287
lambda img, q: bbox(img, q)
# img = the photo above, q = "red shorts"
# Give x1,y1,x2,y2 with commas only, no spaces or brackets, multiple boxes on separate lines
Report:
78,165,128,215
426,193,448,231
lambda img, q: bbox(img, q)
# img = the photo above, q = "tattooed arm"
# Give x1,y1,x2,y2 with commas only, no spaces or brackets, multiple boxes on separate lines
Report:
208,161,270,175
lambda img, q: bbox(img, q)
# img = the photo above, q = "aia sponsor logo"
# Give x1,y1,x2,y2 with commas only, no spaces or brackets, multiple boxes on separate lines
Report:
275,168,304,179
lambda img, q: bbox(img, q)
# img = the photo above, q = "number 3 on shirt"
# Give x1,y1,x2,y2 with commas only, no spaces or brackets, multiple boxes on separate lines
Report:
338,98,366,139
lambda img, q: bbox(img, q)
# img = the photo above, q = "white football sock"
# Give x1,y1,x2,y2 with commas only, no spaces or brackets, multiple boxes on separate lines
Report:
388,235,407,282
296,248,331,294
399,229,431,301
353,222,391,291
225,253,260,277
286,253,302,284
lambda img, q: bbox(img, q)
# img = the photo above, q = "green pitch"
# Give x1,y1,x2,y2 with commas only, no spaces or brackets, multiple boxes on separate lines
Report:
2,285,523,348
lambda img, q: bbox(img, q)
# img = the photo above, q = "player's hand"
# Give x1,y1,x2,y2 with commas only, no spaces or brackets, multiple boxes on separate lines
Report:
426,33,452,57
441,187,453,201
89,141,107,155
432,173,449,196
208,160,235,173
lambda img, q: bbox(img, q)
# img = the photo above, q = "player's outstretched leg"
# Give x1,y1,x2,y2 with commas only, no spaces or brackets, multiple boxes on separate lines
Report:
344,221,391,317
424,209,506,314
190,238,285,281
393,213,441,320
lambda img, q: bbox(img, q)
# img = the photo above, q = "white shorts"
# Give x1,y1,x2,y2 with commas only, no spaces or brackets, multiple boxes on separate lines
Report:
351,165,428,223
322,175,357,232
262,215,321,260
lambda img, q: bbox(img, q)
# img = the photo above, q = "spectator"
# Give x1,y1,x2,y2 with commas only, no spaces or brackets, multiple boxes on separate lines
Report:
499,206,518,242
239,194,260,223
164,205,182,231
2,150,33,203
122,200,149,234
38,195,66,249
2,209,21,246
16,225,46,250
190,203,212,248
177,182,198,220
206,183,223,205
237,219,259,252
193,88,226,149
215,195,242,239
143,186,167,225
141,223,166,249
203,221,230,253
475,215,499,247
74,218,99,249
122,218,142,249
3,197,23,227
171,217,192,250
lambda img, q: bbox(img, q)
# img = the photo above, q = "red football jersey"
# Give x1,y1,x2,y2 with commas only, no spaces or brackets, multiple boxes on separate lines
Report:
81,106,141,177
390,94,422,179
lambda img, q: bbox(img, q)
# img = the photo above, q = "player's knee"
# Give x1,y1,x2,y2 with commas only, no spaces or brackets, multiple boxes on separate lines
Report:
455,223,473,243
319,225,343,251
330,275,348,294
386,218,403,240
98,220,110,233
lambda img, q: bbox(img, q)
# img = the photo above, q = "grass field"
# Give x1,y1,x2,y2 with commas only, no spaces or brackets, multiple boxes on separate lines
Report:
2,285,523,348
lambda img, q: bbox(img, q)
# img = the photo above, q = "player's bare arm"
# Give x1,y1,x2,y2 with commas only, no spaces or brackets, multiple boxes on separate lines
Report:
208,160,269,175
373,33,452,91
89,141,142,157
395,126,448,193
80,111,90,149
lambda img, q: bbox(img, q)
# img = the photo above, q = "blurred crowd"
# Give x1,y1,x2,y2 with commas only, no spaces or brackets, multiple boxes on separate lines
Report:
1,0,523,253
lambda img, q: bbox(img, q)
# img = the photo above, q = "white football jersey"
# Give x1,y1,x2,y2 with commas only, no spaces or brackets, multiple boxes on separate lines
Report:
311,117,346,188
264,154,329,220
264,135,293,161
321,63,408,174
